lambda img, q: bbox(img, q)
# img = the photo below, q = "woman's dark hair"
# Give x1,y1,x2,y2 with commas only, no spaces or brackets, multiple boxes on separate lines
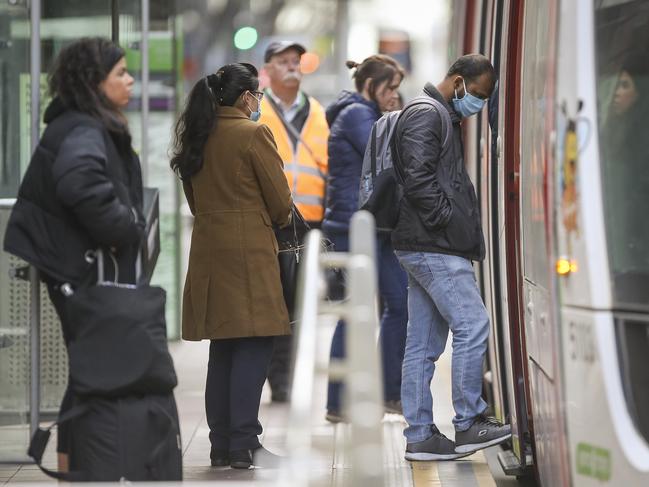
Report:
346,55,405,103
170,63,259,180
48,37,127,133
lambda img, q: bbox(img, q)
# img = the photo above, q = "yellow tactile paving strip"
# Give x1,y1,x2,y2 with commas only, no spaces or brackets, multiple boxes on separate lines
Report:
411,451,498,487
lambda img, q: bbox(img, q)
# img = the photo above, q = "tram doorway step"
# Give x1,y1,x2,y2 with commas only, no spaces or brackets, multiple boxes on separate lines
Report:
497,448,534,477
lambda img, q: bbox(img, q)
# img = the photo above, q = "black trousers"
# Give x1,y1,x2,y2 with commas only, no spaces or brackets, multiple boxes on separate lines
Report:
46,283,74,453
206,336,274,451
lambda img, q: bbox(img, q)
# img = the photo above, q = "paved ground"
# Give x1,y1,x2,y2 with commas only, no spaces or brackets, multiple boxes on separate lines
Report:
1,330,537,486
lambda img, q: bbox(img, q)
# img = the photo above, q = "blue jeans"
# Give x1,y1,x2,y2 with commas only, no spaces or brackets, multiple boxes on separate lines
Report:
326,231,408,412
395,251,489,442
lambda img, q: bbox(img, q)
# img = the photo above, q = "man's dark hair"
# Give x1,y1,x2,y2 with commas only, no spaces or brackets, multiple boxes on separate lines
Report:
446,54,496,86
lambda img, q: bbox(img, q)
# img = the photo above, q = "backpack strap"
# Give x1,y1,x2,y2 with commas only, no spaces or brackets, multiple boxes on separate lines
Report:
403,96,453,156
27,402,90,481
391,96,453,184
369,123,378,178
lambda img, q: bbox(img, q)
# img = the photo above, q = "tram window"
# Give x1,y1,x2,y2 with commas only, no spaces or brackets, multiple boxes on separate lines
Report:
594,0,649,311
615,318,649,444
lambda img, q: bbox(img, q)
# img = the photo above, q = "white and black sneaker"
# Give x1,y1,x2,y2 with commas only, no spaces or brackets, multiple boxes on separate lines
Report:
455,415,511,454
405,427,471,461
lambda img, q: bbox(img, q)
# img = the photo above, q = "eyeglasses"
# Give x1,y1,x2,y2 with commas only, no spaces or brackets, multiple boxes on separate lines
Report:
249,90,264,101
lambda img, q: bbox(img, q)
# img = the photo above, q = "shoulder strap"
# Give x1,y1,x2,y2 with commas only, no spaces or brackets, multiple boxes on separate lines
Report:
403,96,453,155
369,123,378,178
391,96,453,184
28,402,90,481
266,94,318,161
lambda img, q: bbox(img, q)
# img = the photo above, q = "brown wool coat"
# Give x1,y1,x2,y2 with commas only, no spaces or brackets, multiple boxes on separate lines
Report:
181,106,293,340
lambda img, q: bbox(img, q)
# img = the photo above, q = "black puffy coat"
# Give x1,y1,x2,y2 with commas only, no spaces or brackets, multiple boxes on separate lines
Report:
391,83,485,261
3,98,144,284
322,91,382,234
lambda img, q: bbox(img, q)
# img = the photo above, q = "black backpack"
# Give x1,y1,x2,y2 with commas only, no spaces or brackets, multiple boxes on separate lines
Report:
358,96,452,231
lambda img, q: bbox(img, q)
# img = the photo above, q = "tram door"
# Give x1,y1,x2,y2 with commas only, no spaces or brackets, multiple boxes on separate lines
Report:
518,1,570,485
495,0,532,471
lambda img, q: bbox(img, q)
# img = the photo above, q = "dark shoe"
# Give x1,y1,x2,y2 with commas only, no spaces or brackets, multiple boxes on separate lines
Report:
405,427,471,461
252,446,283,468
455,415,512,454
384,400,403,415
271,389,290,403
325,410,347,424
230,449,252,469
210,448,229,467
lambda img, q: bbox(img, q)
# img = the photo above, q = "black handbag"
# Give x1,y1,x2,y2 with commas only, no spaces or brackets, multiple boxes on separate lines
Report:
65,249,177,397
275,205,310,319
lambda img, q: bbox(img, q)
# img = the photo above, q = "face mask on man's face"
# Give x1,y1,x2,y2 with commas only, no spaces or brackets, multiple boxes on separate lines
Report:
452,79,486,118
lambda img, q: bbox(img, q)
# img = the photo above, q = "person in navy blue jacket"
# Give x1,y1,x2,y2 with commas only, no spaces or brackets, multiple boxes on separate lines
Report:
323,55,406,421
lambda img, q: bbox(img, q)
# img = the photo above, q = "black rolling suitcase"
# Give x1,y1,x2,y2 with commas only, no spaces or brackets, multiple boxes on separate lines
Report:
30,394,182,481
28,247,182,481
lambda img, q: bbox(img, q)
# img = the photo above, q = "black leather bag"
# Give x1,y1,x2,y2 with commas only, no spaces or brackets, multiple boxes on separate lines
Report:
275,205,310,319
65,249,177,397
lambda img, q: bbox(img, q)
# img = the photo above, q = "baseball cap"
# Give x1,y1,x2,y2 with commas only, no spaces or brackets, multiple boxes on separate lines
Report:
264,41,306,63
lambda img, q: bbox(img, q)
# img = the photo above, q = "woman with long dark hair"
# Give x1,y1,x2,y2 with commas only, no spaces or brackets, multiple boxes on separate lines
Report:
171,63,292,469
3,37,144,471
323,55,408,422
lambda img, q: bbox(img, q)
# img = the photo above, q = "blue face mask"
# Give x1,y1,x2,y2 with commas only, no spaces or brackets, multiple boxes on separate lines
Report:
452,79,486,118
247,92,262,122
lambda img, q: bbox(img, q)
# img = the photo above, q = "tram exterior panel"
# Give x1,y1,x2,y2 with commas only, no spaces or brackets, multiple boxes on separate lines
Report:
451,0,649,485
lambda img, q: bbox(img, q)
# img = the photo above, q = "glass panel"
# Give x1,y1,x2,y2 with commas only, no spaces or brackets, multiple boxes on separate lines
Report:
520,0,555,286
0,1,30,198
594,0,649,311
615,316,649,444
0,0,31,462
143,0,181,339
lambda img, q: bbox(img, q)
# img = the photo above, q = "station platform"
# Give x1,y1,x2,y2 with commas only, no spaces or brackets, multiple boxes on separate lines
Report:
1,338,536,486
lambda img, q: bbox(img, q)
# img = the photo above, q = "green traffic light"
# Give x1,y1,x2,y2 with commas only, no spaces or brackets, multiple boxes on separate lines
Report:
234,26,258,50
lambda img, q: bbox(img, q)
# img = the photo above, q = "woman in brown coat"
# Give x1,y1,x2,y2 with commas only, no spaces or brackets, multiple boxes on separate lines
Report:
171,63,292,469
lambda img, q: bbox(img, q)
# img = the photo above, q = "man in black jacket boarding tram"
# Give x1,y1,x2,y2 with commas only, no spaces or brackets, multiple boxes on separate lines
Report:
392,54,511,461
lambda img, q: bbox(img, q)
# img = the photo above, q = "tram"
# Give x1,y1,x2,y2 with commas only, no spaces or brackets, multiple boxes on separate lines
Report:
448,0,649,485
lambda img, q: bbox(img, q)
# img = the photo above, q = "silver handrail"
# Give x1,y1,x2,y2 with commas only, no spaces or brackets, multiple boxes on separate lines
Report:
281,211,385,486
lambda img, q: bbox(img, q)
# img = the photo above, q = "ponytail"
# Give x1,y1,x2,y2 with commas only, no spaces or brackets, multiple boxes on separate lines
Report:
171,63,259,180
347,54,405,102
170,77,218,180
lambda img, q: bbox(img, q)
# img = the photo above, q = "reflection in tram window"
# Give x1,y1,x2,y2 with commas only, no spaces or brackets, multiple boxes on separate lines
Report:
595,0,649,448
595,0,649,310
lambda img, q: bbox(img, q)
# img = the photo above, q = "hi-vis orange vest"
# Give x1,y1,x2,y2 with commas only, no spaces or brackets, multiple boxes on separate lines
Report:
259,95,329,222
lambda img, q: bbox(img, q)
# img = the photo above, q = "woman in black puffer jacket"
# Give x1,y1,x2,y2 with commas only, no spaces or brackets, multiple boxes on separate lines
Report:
3,37,144,471
323,55,409,421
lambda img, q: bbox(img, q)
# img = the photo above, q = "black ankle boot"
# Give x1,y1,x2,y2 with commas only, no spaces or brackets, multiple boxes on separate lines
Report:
230,449,252,469
210,448,229,467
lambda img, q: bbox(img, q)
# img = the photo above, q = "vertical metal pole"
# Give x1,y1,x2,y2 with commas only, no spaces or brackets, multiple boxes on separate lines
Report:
347,211,384,486
111,0,120,43
29,0,41,438
334,0,349,93
349,210,376,261
140,0,149,184
172,10,182,338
